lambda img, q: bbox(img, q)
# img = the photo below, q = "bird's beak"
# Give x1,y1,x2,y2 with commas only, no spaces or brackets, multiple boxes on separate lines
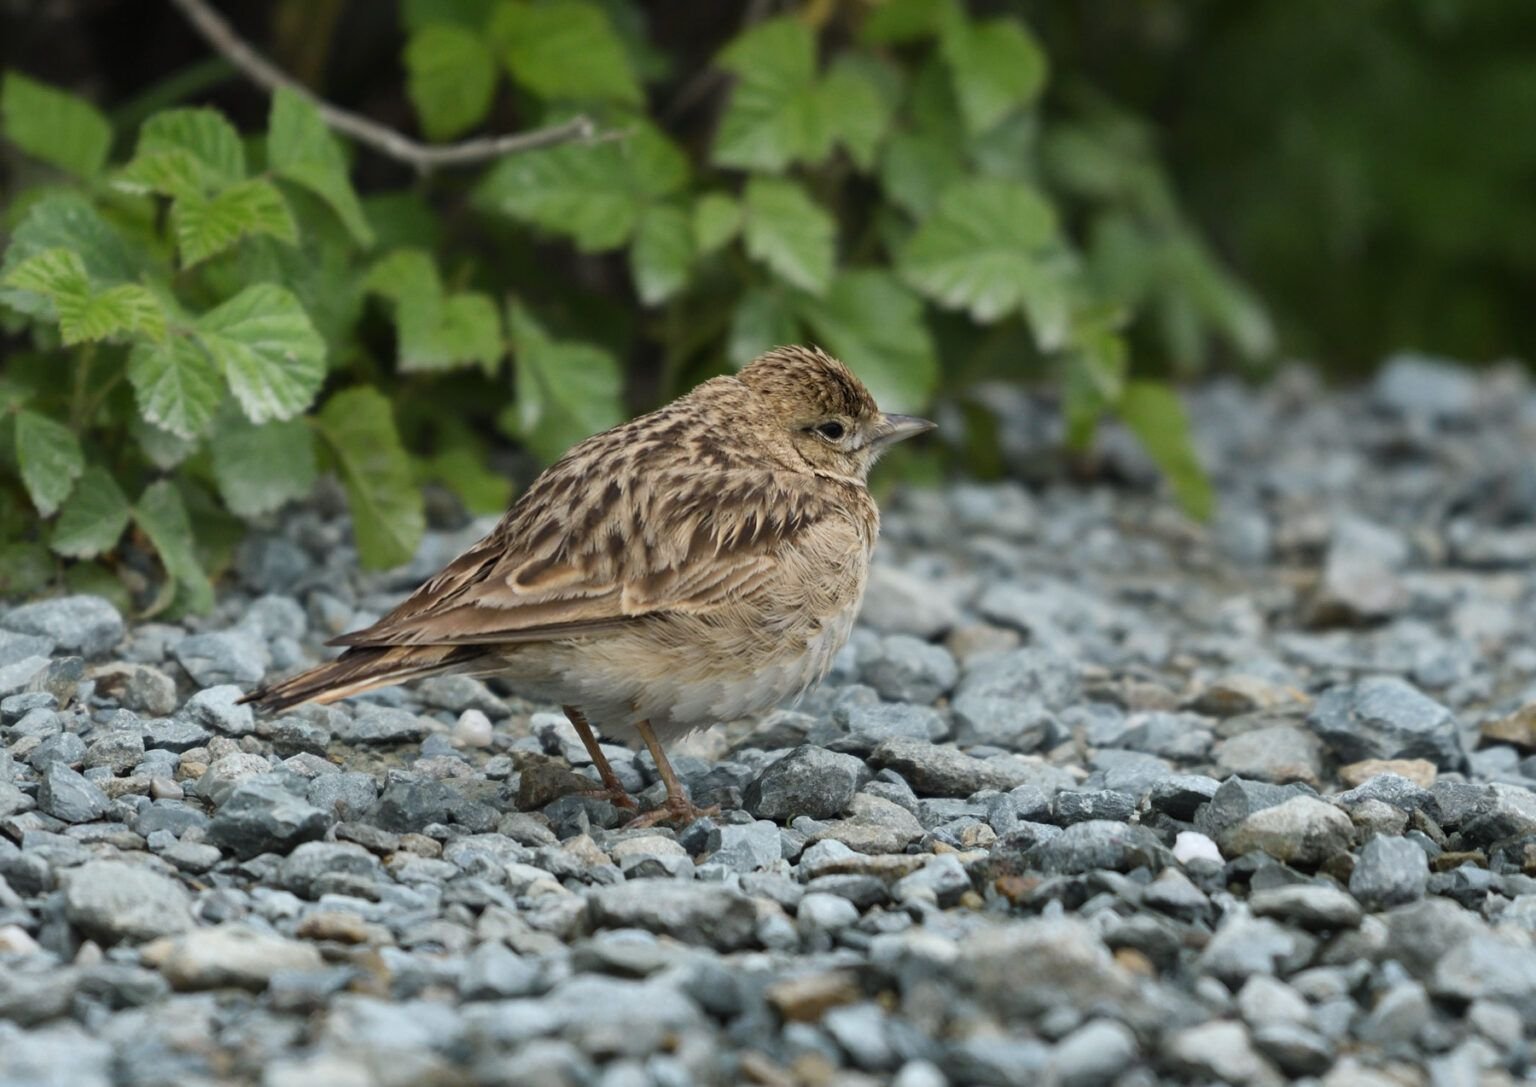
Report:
870,413,937,448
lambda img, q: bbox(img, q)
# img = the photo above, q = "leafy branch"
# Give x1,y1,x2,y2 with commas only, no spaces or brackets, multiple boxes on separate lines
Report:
166,0,610,171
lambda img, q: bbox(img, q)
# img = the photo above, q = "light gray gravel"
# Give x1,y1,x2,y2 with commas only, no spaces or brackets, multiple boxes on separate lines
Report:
4,357,1536,1084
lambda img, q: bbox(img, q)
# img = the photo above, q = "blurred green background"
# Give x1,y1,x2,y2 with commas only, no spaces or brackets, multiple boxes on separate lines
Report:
1,0,1532,608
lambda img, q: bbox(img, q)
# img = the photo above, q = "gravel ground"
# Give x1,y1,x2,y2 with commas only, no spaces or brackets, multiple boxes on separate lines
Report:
4,355,1536,1086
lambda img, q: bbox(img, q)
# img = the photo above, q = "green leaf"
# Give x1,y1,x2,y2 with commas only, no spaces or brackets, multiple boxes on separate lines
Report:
742,177,835,295
692,192,740,254
136,107,245,189
505,302,624,464
134,480,214,614
114,148,210,201
1062,318,1128,449
51,466,131,558
879,130,965,217
196,283,326,424
3,247,165,345
130,415,200,469
630,204,694,305
209,410,318,519
316,387,425,569
818,56,899,171
898,178,1059,322
0,194,143,319
860,0,956,43
794,270,937,412
171,178,298,266
127,336,222,440
406,22,498,140
729,289,801,367
713,17,823,172
1117,381,1213,521
421,443,512,515
493,0,641,105
14,409,84,517
475,120,686,251
1,71,112,178
940,16,1047,135
268,87,374,246
365,249,504,372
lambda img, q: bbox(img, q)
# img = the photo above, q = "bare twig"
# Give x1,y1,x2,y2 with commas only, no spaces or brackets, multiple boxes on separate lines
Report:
167,0,607,170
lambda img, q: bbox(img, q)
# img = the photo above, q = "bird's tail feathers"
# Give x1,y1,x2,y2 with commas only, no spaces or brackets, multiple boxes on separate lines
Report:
239,645,480,713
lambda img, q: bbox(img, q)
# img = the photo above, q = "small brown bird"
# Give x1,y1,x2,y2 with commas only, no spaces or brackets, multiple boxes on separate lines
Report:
243,345,934,824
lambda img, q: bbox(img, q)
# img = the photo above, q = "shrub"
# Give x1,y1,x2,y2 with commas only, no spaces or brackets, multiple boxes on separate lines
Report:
0,0,1264,610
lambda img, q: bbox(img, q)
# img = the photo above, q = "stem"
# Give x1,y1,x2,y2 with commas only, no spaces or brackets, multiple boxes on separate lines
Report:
167,0,616,172
70,344,98,432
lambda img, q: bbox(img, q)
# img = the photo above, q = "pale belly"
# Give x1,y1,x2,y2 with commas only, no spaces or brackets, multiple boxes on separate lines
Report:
495,601,861,741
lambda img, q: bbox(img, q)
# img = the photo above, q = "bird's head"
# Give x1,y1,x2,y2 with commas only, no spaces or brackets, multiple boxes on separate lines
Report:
736,345,936,482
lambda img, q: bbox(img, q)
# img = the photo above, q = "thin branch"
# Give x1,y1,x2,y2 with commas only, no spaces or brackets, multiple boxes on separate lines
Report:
167,0,608,171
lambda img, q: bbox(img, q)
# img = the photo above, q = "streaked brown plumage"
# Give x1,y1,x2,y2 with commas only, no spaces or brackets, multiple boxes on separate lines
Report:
242,345,934,823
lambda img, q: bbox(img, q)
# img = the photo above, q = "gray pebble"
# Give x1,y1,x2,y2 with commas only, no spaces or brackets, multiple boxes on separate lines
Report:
744,745,864,821
2,595,123,657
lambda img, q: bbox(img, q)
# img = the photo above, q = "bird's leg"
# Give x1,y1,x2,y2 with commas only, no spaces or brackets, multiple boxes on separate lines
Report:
626,718,719,828
562,705,637,810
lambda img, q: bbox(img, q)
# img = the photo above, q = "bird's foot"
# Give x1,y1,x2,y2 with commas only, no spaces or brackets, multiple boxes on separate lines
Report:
624,796,719,829
576,784,639,810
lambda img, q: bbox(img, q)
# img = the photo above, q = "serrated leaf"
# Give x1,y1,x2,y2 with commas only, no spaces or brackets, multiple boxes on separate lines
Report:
480,144,634,248
692,192,740,254
130,415,200,469
210,410,318,519
630,204,694,305
364,249,504,372
127,336,222,440
505,303,624,464
1117,381,1213,521
713,17,824,172
794,270,937,412
268,88,374,246
940,16,1047,135
113,148,212,201
196,283,326,424
1,71,112,178
898,178,1059,322
0,194,143,319
14,409,84,517
51,466,131,558
743,177,835,295
818,56,899,170
134,480,214,614
171,178,298,266
492,0,641,104
3,248,165,345
316,387,425,569
66,284,165,346
475,120,686,251
137,107,245,189
729,289,801,367
406,22,498,140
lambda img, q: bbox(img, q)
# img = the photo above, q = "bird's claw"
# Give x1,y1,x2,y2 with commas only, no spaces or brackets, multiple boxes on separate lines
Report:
623,797,719,829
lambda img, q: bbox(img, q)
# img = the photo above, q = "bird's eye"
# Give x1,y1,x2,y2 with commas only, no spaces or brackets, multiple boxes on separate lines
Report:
814,421,846,441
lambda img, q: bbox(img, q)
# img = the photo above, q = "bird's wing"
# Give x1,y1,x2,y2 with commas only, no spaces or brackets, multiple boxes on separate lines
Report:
329,462,862,648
